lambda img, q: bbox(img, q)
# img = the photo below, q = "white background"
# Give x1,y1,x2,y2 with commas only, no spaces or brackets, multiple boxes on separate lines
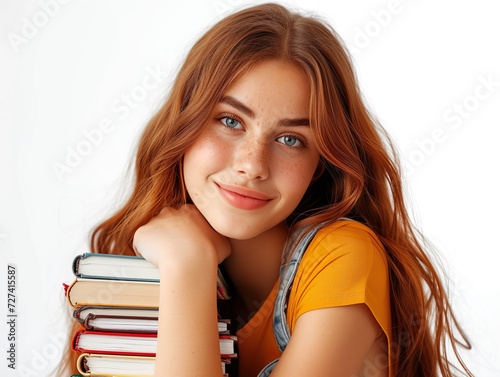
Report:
1,0,499,376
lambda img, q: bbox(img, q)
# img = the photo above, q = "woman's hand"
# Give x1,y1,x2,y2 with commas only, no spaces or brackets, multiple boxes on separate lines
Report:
132,204,231,268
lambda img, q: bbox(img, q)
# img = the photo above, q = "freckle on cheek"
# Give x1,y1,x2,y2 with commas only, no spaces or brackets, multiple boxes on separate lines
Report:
286,163,311,185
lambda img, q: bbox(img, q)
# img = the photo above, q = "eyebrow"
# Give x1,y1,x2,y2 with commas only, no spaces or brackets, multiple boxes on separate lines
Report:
220,95,310,127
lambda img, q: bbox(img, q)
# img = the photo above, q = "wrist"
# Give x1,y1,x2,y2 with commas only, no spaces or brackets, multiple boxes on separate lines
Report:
158,255,218,302
157,246,219,278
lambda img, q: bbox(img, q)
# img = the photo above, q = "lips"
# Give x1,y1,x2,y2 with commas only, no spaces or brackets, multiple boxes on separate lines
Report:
215,182,273,210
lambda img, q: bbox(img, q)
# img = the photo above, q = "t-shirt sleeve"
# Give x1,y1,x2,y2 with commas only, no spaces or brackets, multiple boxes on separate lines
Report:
286,222,391,337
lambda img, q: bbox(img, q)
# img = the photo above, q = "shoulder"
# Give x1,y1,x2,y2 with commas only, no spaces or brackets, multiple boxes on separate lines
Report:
287,219,392,334
277,220,393,377
299,219,388,278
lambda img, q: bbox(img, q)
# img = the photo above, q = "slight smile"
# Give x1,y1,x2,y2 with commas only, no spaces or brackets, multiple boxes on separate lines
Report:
215,182,273,210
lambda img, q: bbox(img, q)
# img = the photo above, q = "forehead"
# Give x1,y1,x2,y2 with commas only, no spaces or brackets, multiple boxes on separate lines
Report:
220,60,311,118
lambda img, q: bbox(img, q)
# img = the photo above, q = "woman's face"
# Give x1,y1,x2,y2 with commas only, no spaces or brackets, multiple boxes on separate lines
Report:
183,60,320,240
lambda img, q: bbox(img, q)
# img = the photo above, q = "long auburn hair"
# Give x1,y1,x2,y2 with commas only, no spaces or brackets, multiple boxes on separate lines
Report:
55,3,474,376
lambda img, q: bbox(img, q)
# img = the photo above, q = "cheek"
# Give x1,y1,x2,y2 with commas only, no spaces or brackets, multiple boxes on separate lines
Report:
283,161,310,185
277,158,317,198
184,132,230,177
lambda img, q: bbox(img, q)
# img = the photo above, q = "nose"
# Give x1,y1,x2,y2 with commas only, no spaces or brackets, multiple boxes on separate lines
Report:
233,136,269,180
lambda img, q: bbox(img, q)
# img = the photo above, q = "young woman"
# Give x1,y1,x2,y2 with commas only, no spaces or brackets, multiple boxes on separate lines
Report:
57,3,474,377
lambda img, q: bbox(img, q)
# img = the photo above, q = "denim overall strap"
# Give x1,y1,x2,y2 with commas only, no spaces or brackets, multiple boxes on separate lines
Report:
256,218,355,377
255,224,321,376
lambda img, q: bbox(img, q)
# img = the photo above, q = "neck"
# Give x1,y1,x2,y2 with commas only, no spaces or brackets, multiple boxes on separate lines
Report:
222,222,288,310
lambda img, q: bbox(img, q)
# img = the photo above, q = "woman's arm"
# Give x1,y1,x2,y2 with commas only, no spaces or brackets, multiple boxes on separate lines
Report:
133,205,230,377
270,304,382,377
154,254,224,377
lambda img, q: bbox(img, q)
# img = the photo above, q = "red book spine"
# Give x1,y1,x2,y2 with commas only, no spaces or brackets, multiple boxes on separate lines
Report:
71,329,157,357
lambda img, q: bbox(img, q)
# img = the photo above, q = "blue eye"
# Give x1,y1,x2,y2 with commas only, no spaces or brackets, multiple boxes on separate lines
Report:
277,135,302,147
220,116,242,130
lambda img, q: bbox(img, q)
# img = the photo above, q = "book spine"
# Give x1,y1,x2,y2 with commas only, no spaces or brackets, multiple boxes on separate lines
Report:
76,352,90,376
72,255,82,276
71,329,84,352
66,279,79,308
73,306,83,322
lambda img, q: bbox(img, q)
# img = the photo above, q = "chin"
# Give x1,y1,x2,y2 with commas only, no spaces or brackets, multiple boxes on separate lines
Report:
213,224,262,241
209,218,270,241
213,214,290,241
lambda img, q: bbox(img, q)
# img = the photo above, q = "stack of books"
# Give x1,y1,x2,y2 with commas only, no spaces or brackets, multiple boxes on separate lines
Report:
64,253,237,376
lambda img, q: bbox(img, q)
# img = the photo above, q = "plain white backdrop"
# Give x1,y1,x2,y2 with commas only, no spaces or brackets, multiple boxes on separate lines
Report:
1,0,499,376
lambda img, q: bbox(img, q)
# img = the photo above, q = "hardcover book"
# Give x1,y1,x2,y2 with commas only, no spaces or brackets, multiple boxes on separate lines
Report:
72,330,238,358
76,353,232,377
64,252,238,376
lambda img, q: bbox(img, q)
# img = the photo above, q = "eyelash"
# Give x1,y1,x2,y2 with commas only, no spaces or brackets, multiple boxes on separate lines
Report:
216,113,244,130
215,112,308,148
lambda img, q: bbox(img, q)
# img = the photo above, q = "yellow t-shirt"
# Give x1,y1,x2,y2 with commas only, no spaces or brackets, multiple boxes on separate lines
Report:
235,220,392,377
